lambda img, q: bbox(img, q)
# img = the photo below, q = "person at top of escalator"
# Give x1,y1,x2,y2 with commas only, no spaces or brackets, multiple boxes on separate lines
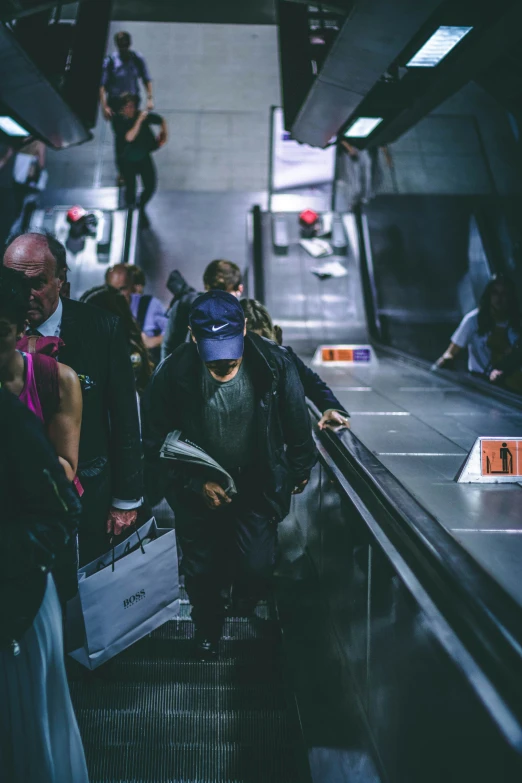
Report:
240,298,350,430
434,276,521,390
100,30,154,184
112,93,168,229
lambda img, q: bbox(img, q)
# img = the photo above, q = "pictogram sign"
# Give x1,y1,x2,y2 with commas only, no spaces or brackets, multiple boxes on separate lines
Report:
457,437,522,483
313,344,374,366
481,440,521,477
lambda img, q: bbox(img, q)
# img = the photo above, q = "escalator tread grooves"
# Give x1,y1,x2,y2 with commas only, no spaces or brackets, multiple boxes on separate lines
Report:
69,600,301,782
70,682,288,711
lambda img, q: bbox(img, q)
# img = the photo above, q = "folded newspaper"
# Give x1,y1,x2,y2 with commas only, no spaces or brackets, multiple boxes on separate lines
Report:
160,430,237,496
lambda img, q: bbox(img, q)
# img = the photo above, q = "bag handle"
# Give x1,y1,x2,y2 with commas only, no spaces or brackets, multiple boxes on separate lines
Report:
109,525,146,572
134,525,146,555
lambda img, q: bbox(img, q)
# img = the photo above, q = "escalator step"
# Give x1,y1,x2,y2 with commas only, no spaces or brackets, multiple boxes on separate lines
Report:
81,740,301,782
150,617,276,641
69,594,302,782
67,639,281,681
70,682,288,712
82,658,283,685
77,709,291,747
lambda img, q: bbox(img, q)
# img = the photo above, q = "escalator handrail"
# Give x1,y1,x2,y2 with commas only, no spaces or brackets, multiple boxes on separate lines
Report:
311,412,522,734
375,340,522,413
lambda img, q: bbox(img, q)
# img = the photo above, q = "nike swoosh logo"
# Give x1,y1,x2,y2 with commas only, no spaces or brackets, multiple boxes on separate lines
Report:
212,324,228,332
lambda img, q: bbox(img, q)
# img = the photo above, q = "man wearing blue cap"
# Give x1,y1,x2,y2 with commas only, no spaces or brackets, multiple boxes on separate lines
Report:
143,290,316,659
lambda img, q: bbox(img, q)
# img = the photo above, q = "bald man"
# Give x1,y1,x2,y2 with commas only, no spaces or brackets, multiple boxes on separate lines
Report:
3,232,143,566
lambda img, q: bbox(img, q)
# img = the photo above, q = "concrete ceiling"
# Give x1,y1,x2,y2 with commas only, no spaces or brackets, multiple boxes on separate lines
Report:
111,0,277,24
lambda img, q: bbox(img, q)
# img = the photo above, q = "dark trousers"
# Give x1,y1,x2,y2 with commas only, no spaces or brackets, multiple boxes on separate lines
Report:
121,155,157,209
167,484,278,639
110,113,126,175
77,467,112,568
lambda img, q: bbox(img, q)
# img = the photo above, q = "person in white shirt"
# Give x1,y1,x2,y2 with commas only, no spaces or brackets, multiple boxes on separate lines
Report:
0,137,47,237
435,276,520,380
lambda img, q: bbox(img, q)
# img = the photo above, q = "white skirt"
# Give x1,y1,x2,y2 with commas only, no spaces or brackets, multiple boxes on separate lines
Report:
0,575,89,783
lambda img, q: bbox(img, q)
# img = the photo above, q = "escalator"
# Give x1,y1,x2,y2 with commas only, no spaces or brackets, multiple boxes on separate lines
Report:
254,205,522,780
67,405,522,782
68,579,306,782
65,202,522,782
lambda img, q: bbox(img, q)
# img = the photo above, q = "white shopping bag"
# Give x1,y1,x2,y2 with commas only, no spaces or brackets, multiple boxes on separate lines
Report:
66,518,179,670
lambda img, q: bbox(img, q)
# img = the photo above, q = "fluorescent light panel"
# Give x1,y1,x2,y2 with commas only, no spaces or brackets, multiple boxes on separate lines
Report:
344,117,383,138
0,116,29,137
407,25,473,67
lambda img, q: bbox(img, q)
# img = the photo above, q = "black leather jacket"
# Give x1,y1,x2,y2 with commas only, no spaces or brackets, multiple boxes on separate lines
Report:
143,332,317,520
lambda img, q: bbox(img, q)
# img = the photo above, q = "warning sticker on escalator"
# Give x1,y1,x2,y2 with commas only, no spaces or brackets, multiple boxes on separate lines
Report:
481,439,521,477
312,344,375,366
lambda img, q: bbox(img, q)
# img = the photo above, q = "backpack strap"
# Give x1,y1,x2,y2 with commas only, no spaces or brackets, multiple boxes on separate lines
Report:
131,52,146,82
136,294,153,331
32,353,60,425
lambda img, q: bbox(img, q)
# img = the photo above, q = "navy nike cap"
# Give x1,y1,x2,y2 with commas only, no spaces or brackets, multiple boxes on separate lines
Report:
189,290,245,362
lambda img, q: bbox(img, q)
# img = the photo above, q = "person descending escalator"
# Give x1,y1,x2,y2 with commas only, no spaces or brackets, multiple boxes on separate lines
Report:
434,275,522,392
143,291,317,660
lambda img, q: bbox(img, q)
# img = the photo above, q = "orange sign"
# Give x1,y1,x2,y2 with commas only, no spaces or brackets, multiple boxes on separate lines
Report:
481,440,522,477
321,347,371,363
322,348,353,362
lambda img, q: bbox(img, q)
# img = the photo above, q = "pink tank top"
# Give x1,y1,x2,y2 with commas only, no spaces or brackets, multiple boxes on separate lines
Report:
17,351,84,497
18,352,44,422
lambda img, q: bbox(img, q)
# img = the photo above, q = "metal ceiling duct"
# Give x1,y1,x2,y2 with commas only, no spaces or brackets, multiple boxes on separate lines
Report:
287,0,522,149
0,1,71,21
368,0,522,148
0,22,90,148
290,0,443,147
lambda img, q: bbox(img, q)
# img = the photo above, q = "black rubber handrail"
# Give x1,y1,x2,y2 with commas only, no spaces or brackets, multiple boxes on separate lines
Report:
312,416,522,737
251,205,265,304
376,341,522,413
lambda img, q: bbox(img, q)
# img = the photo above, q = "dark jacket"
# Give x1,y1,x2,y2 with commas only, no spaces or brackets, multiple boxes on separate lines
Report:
284,345,348,415
59,296,143,501
143,332,317,521
0,389,81,649
161,271,200,360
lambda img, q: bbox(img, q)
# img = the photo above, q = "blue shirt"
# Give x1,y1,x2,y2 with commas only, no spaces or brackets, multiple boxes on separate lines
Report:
130,294,167,337
101,51,151,99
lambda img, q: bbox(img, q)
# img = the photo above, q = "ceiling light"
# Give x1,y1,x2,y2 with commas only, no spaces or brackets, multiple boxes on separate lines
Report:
344,117,383,138
407,26,473,68
0,116,30,137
